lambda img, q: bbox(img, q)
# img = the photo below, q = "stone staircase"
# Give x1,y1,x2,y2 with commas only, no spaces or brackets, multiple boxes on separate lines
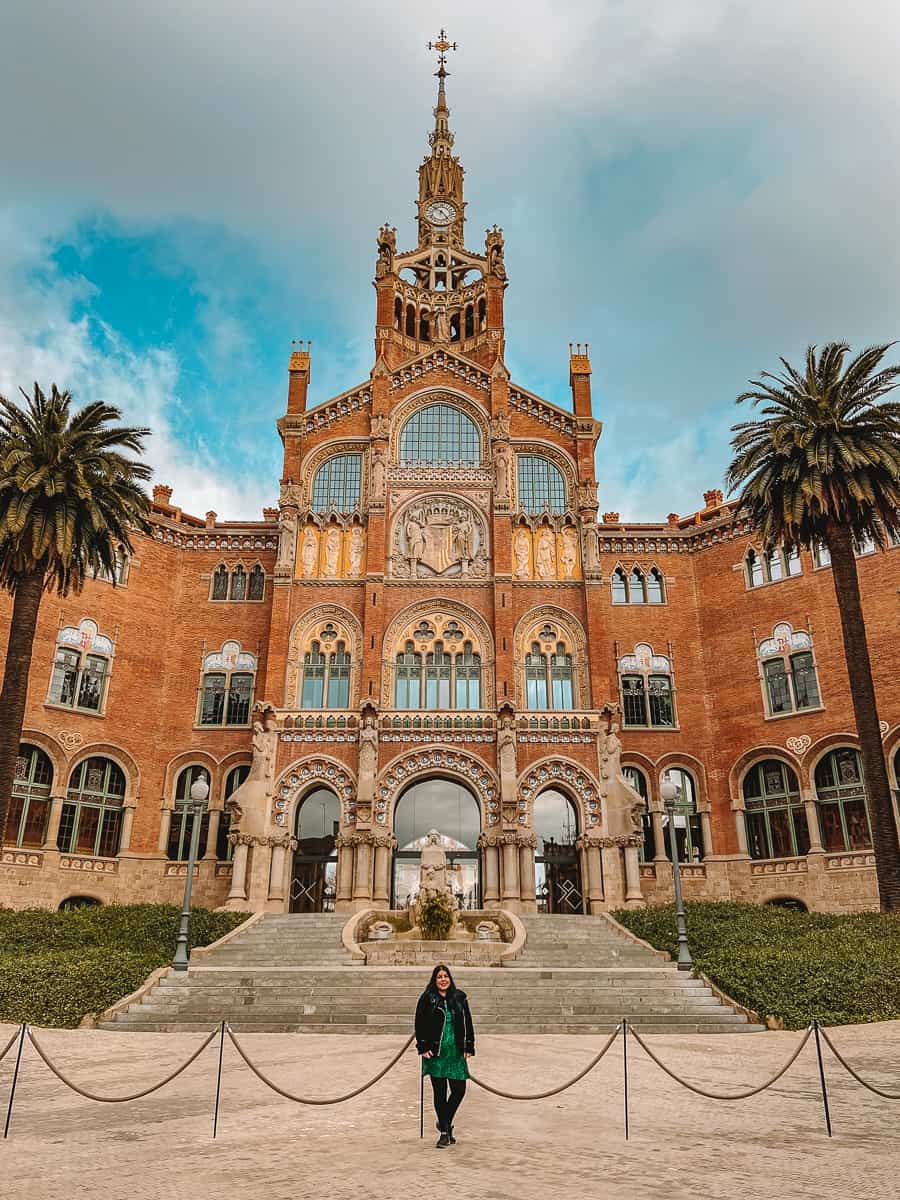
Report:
98,912,764,1034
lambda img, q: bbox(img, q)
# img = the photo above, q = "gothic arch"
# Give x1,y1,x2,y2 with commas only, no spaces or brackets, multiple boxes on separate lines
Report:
299,437,369,509
274,755,358,831
375,748,499,830
380,597,495,708
18,728,67,785
804,732,861,790
388,387,490,464
67,742,141,802
513,605,589,710
161,751,221,811
286,604,364,709
517,756,602,831
728,745,801,810
655,752,710,812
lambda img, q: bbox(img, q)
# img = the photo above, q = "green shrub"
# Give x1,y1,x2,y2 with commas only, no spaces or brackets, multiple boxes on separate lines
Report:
0,904,249,1027
415,890,455,940
612,901,900,1028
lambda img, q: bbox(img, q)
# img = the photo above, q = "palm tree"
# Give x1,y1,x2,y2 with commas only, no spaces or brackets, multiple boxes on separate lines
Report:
727,342,900,911
0,384,151,844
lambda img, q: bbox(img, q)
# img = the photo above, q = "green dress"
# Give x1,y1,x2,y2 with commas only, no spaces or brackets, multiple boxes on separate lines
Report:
422,999,469,1080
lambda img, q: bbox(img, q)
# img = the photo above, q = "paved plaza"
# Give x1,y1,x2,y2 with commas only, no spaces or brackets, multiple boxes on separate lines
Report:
2,1021,898,1200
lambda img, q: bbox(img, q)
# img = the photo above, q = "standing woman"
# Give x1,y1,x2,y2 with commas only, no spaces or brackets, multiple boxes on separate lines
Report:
415,964,475,1148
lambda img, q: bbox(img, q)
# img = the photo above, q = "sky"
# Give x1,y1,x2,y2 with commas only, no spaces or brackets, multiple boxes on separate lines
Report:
1,0,898,522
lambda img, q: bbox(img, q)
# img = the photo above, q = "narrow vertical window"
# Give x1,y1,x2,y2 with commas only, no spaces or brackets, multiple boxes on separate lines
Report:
212,564,229,600
327,644,352,708
647,568,665,604
550,645,574,709
621,675,646,726
525,643,549,710
230,565,247,600
302,643,326,708
611,568,628,604
248,564,265,600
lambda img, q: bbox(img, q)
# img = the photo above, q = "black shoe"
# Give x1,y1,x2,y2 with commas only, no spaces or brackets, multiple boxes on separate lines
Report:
436,1132,452,1149
448,1125,457,1145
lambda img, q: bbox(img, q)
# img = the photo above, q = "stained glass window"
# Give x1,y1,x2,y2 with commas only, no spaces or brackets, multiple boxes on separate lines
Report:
5,744,53,848
59,757,125,858
744,760,809,859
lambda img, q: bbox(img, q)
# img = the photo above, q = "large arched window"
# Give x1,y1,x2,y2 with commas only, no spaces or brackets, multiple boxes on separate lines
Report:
618,644,675,728
660,768,703,862
217,764,249,860
814,749,871,852
743,759,809,859
623,766,655,861
59,758,126,858
389,611,485,711
525,642,574,711
48,619,113,714
301,638,352,708
533,789,582,913
199,642,257,726
310,454,362,511
5,745,53,848
399,404,480,465
392,779,481,910
517,456,566,514
168,766,210,861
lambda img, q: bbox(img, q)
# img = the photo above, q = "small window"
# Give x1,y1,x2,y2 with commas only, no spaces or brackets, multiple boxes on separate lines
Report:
47,620,113,714
785,547,802,576
758,623,821,717
212,564,229,600
248,564,265,601
611,568,628,604
618,644,675,728
813,541,831,568
647,568,665,604
230,565,247,601
628,568,646,604
746,549,764,587
198,642,257,726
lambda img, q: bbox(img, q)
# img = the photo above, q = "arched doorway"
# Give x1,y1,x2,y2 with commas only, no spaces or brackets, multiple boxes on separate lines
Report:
534,788,583,913
392,778,481,910
290,787,340,912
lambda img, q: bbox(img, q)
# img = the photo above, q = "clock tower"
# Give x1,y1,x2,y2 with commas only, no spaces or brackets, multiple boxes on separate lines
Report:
372,31,508,368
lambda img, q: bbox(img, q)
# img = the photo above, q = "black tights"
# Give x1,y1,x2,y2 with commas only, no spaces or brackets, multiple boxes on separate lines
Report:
430,1075,467,1132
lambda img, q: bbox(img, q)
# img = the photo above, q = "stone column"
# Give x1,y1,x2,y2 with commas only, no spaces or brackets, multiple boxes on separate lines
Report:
700,811,713,858
733,807,750,857
480,837,500,905
373,837,394,907
157,806,171,855
623,844,644,906
600,844,625,907
583,840,604,911
352,834,374,905
501,836,520,909
651,809,667,863
204,810,220,861
268,837,288,902
336,834,354,907
803,791,825,853
226,839,250,904
517,835,537,913
42,795,65,850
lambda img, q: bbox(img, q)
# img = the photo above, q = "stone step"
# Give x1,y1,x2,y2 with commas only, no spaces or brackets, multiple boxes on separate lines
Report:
99,1019,765,1034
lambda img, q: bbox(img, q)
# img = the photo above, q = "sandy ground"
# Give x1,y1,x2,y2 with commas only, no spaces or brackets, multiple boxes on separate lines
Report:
1,1021,898,1200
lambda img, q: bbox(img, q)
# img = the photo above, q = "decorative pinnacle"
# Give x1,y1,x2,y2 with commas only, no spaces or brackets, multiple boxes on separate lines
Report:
428,28,458,76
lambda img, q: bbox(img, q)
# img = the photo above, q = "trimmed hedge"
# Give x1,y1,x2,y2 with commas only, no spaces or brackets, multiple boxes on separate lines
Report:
612,901,900,1029
0,904,249,1028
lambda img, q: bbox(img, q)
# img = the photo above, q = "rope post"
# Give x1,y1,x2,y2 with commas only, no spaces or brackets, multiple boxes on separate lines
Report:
419,1059,424,1139
212,1021,226,1139
3,1024,27,1140
812,1021,833,1138
622,1020,629,1141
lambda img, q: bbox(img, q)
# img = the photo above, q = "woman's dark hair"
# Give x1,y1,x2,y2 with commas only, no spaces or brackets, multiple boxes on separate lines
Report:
427,963,457,995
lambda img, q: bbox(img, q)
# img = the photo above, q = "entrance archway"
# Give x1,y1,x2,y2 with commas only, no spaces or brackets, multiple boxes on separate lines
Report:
392,778,481,910
290,786,340,912
534,788,584,913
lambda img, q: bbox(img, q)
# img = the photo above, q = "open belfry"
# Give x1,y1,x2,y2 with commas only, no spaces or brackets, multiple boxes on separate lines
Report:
2,33,898,920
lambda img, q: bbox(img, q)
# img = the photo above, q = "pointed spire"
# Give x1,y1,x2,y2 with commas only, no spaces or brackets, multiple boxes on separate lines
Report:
427,29,457,152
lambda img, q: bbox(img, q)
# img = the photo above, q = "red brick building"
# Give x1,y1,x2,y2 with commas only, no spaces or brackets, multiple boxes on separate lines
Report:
3,57,898,916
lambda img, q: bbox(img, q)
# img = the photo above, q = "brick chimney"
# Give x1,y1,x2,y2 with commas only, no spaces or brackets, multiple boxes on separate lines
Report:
205,511,217,529
262,507,279,523
152,484,173,507
602,511,620,524
703,488,724,509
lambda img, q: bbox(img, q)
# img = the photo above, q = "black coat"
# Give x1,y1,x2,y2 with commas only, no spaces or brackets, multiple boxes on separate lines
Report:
415,988,475,1058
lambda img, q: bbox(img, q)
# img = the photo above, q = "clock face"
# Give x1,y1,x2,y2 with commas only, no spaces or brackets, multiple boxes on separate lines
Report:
426,200,456,226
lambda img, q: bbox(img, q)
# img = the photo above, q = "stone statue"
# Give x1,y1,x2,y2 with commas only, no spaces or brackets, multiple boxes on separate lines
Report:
453,514,475,567
276,508,297,572
375,225,396,278
583,524,601,573
491,412,511,440
370,450,387,503
560,527,578,578
434,307,450,343
600,717,644,841
300,526,319,577
249,719,277,783
357,711,378,809
370,413,389,439
418,830,450,894
536,527,556,579
348,526,365,576
324,525,341,576
494,442,511,505
406,516,425,572
514,528,531,578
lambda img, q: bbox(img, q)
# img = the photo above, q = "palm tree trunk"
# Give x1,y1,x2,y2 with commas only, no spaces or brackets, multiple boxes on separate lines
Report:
826,524,900,911
0,570,45,844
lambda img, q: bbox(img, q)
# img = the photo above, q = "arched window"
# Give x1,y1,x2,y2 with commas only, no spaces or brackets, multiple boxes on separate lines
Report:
814,749,872,852
766,549,783,582
747,545,803,586
425,642,452,708
623,766,655,862
168,766,210,861
310,454,363,511
455,643,481,709
48,619,113,714
517,456,566,514
59,757,125,858
660,767,703,862
5,744,53,848
534,789,582,913
758,623,821,716
464,305,474,338
394,296,402,330
618,644,675,728
199,642,257,726
248,564,265,601
524,641,574,710
478,297,486,331
628,567,646,604
392,779,481,910
646,567,665,604
611,567,628,604
419,310,430,341
395,642,422,709
211,564,229,600
300,638,352,709
217,764,249,860
230,564,247,600
291,787,341,912
399,404,480,465
405,304,416,337
743,760,809,859
746,548,764,588
59,895,102,910
390,612,485,711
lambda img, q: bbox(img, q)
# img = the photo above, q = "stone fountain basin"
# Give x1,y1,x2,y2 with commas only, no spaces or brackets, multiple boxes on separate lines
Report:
342,908,526,966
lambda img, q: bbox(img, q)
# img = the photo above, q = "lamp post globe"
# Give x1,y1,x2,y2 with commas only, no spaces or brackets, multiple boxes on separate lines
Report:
661,776,693,971
172,771,210,971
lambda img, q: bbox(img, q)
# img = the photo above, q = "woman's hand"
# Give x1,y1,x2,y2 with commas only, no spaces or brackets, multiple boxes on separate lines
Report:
464,1052,471,1059
423,1051,433,1059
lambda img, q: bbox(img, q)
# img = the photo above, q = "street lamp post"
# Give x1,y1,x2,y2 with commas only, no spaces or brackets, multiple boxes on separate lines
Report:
661,779,693,971
172,774,210,971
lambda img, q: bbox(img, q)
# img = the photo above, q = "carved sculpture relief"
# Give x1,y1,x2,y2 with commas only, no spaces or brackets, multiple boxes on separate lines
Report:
370,448,387,504
347,526,365,577
511,520,581,581
295,521,366,581
391,496,489,579
493,440,512,508
324,525,341,577
300,525,319,578
276,508,298,573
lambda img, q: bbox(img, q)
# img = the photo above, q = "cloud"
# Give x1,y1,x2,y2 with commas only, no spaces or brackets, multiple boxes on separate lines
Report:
0,0,898,520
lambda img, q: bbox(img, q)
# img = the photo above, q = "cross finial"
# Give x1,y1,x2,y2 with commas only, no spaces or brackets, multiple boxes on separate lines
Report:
428,28,457,75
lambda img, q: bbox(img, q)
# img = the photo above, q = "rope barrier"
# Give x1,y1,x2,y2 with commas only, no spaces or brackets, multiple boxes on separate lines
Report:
226,1027,416,1105
0,1028,22,1065
469,1025,621,1099
627,1023,814,1101
26,1026,219,1102
818,1026,900,1100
